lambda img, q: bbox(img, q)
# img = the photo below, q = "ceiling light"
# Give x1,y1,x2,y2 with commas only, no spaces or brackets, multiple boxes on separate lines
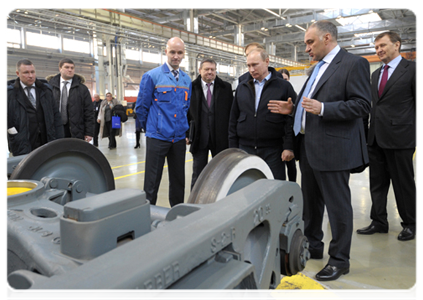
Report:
337,13,381,26
263,8,286,20
295,25,306,31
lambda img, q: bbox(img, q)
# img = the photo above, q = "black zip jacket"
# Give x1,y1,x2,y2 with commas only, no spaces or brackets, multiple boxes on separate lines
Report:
229,68,296,149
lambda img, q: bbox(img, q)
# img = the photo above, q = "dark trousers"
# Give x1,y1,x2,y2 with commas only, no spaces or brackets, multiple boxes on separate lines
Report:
106,121,117,148
93,120,100,146
368,139,416,230
191,144,218,190
284,159,297,182
144,137,186,207
298,135,352,268
63,123,71,138
239,144,285,180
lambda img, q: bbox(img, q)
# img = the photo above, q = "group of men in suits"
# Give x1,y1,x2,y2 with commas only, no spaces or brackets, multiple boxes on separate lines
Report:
135,25,415,282
7,58,94,156
272,22,415,281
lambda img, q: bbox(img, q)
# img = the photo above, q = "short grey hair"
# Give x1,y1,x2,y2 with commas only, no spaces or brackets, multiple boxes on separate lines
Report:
309,20,338,41
199,58,217,69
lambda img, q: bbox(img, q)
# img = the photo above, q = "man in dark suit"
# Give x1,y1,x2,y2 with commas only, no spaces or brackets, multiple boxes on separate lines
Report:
92,94,102,147
357,31,416,241
292,20,371,281
7,59,64,156
188,58,234,189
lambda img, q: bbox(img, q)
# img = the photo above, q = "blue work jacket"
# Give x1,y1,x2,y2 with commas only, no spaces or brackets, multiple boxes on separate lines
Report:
135,63,191,143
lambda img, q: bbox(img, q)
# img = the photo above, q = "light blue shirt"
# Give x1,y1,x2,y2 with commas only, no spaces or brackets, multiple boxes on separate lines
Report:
254,72,272,111
378,54,402,88
301,45,340,131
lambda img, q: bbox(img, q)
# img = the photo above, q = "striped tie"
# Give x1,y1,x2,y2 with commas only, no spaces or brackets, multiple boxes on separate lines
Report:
172,70,179,82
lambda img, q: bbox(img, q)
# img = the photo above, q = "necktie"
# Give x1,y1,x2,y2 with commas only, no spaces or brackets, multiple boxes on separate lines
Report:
378,65,389,97
293,60,325,135
25,86,36,109
206,83,212,107
61,81,69,124
172,70,179,82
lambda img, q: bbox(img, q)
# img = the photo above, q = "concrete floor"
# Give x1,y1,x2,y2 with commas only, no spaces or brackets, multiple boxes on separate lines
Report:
99,118,417,294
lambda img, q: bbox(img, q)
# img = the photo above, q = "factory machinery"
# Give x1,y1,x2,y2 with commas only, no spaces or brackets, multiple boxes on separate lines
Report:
7,139,309,289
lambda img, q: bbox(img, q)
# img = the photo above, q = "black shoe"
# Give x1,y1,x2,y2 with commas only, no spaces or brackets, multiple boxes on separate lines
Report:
398,227,415,241
309,248,323,259
357,224,388,235
134,144,140,149
315,264,349,281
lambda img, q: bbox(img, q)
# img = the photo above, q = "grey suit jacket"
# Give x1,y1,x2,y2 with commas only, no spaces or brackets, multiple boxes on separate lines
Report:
294,48,371,171
368,57,416,149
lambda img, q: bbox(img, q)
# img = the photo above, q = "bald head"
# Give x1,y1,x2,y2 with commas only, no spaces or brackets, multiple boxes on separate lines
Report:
165,37,185,70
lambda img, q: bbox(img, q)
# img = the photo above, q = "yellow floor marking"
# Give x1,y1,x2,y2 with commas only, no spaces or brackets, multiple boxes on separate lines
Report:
270,273,342,300
112,161,145,169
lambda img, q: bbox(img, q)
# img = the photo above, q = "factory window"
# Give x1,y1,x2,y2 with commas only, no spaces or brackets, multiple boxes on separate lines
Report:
142,51,160,63
126,49,140,61
7,28,21,48
219,65,228,73
63,38,90,53
26,31,59,49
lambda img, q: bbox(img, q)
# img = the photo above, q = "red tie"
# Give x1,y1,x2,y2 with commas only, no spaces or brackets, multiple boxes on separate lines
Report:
378,65,389,97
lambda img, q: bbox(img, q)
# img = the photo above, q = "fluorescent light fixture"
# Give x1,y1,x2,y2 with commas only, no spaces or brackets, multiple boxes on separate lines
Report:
295,25,306,31
337,12,381,26
263,8,286,20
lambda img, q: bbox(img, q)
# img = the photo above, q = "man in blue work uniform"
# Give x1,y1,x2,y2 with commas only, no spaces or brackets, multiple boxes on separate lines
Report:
136,37,191,207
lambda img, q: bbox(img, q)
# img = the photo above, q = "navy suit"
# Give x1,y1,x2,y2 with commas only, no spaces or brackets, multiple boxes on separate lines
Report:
294,48,371,268
367,57,416,231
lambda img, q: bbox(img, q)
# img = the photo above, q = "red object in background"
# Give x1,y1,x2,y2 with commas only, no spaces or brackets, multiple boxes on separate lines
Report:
124,97,137,102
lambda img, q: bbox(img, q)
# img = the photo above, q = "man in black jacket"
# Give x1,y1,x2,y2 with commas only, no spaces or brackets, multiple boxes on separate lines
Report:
7,59,64,156
92,94,102,147
187,58,234,189
229,49,296,180
47,58,93,142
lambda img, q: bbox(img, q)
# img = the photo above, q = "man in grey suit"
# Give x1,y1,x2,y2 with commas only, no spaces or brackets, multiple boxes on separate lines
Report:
357,31,416,241
292,20,371,281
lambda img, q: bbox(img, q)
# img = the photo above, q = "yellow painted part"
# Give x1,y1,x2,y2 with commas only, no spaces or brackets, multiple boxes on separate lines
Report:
7,187,32,196
270,273,342,300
